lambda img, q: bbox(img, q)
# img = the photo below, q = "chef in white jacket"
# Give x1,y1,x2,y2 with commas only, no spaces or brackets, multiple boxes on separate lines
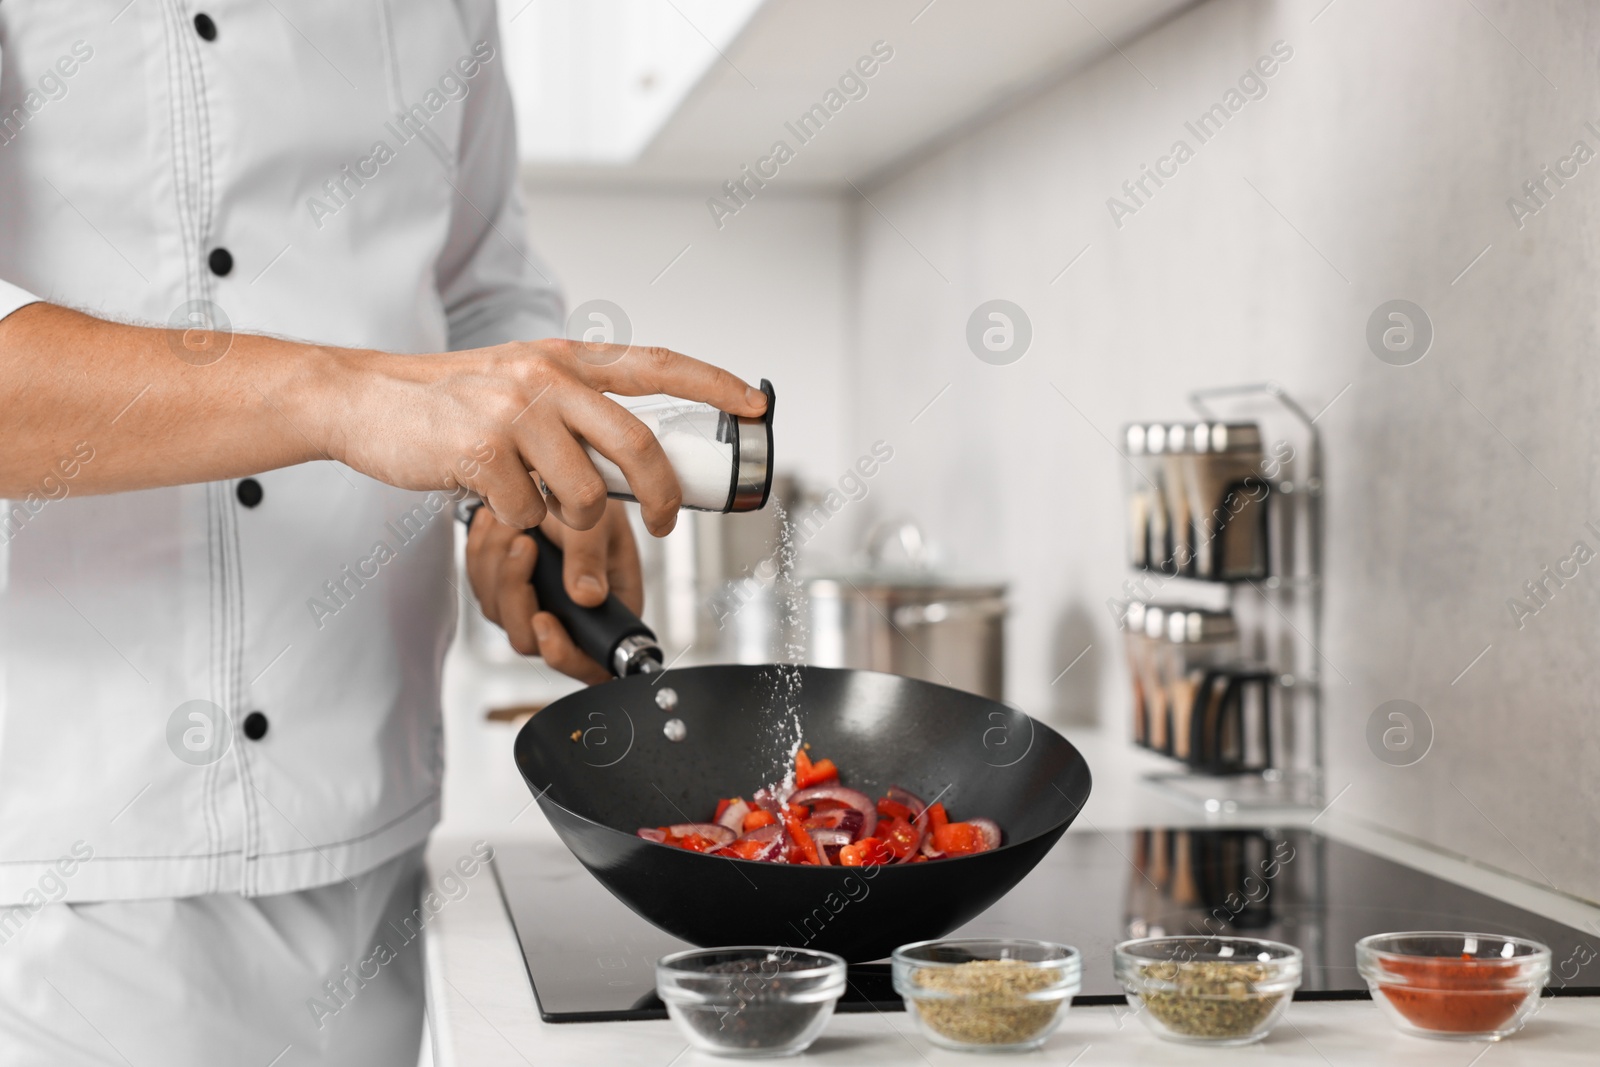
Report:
0,2,763,1063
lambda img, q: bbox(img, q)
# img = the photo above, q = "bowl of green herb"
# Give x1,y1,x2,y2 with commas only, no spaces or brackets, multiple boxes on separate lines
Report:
892,938,1081,1052
1114,936,1302,1046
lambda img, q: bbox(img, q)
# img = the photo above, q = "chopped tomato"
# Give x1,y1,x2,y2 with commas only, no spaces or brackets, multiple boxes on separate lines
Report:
743,809,778,832
839,837,893,867
676,833,722,853
932,822,984,856
924,802,950,831
877,797,914,822
714,797,741,822
883,816,920,860
794,750,839,789
911,853,928,863
783,814,822,865
782,804,810,820
724,839,769,860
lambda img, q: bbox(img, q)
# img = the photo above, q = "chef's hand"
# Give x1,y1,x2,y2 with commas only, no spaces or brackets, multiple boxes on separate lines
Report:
329,339,766,538
465,501,642,685
0,307,765,513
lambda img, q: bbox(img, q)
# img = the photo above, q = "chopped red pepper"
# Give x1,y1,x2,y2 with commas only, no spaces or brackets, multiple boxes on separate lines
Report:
794,750,839,789
783,813,822,865
839,837,892,867
933,822,984,856
638,760,1000,864
877,798,914,822
676,833,721,853
723,839,769,860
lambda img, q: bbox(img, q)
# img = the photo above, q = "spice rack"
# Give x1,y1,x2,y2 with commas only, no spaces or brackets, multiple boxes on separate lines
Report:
1122,382,1325,815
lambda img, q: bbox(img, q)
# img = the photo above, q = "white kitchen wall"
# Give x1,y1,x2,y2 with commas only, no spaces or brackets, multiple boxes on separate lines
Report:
519,184,852,489
847,0,1600,901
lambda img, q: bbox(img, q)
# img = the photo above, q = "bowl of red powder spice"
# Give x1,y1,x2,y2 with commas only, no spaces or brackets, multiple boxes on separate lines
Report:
1356,932,1550,1041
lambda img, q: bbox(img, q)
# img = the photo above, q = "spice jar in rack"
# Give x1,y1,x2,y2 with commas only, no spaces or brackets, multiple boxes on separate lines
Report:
1123,603,1151,747
1124,426,1168,571
1185,421,1270,581
1159,424,1196,577
1161,609,1240,763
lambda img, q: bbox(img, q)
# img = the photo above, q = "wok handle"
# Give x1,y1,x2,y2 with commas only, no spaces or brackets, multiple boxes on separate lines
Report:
456,501,663,678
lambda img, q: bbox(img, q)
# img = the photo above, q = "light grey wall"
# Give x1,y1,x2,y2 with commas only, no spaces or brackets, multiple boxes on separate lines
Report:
846,0,1600,901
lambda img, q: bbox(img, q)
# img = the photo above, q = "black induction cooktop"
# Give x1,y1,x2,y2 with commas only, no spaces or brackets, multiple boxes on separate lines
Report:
492,826,1599,1023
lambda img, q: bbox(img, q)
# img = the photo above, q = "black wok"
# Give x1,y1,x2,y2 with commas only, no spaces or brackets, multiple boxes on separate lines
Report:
514,663,1092,962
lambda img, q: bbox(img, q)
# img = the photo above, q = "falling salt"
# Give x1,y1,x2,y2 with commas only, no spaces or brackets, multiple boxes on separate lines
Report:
655,687,678,712
663,718,687,742
754,500,813,792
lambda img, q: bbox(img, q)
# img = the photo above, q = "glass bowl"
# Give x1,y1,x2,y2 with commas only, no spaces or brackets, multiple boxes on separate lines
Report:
1114,936,1302,1046
655,947,846,1058
891,938,1081,1051
1356,932,1550,1041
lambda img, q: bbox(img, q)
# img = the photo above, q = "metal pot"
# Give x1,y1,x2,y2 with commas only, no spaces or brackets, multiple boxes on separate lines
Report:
804,573,1007,700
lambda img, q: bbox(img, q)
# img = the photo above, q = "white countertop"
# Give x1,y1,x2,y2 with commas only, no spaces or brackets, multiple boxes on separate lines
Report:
420,827,1600,1066
423,649,1600,1064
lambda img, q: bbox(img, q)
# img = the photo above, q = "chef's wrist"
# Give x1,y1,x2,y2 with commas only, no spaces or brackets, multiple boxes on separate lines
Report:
282,340,379,468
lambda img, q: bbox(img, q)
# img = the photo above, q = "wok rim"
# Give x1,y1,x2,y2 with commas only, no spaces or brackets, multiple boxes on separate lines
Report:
516,665,1093,870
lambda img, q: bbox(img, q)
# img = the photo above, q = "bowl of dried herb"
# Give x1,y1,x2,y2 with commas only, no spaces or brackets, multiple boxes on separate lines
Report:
1114,936,1301,1046
892,938,1081,1052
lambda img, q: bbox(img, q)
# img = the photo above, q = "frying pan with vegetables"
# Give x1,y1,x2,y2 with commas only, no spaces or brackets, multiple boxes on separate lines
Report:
498,531,1093,962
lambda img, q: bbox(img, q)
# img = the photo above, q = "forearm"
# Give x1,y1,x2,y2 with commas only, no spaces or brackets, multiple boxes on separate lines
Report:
0,300,768,532
0,303,348,496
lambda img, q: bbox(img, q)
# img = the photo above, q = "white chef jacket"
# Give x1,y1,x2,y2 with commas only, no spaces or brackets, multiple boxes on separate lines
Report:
0,0,561,903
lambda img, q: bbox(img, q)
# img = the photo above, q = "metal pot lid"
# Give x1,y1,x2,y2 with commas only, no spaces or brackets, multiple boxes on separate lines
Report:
803,571,1007,600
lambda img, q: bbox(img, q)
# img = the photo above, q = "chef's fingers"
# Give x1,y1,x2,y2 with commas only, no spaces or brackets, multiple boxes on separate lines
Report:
562,343,767,419
495,533,541,656
606,508,645,616
472,458,547,532
514,420,612,532
465,509,520,626
532,612,612,685
518,379,681,537
548,517,610,608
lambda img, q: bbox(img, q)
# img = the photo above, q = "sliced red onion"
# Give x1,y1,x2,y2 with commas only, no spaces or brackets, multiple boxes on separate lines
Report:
836,809,865,839
636,828,667,844
739,824,782,843
887,785,927,818
665,823,736,846
752,827,787,862
967,818,1002,852
809,828,853,847
788,785,877,840
803,808,865,839
717,799,751,834
752,784,794,813
812,835,831,866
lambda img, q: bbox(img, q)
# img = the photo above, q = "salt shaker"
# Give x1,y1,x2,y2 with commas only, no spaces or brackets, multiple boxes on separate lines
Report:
585,380,776,513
